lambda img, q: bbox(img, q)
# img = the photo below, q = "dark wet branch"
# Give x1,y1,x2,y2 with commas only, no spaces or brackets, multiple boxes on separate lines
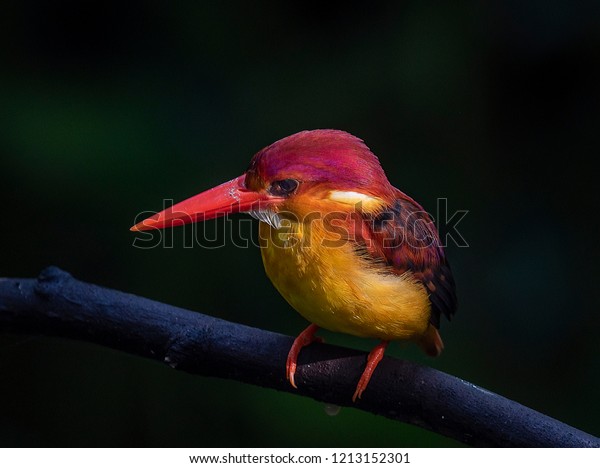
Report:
0,267,598,447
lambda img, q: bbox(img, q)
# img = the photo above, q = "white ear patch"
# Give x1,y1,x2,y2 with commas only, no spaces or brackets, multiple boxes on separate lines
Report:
327,191,384,210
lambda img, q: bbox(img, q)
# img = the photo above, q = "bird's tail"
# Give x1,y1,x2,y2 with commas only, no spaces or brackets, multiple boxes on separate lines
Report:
418,325,444,357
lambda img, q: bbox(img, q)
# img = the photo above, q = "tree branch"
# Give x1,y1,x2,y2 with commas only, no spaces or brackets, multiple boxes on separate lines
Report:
0,267,597,447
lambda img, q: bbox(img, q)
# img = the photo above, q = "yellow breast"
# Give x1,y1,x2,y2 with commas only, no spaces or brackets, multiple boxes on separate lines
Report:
259,217,431,342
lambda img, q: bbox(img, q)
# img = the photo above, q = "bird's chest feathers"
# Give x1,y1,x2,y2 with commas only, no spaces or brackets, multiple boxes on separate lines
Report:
259,220,430,341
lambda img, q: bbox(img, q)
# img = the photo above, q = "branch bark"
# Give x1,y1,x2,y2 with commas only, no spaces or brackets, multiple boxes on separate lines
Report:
0,267,597,447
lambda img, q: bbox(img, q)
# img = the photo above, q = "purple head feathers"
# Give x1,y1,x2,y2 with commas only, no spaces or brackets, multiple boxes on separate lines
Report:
245,130,392,194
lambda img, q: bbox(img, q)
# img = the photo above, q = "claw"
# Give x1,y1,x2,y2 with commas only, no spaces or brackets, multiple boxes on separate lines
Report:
286,324,320,388
352,341,389,402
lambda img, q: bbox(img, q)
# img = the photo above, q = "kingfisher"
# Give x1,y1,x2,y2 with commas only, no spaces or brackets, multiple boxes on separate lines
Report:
131,130,457,401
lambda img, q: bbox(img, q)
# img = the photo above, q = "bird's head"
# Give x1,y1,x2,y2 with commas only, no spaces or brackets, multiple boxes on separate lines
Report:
131,130,394,232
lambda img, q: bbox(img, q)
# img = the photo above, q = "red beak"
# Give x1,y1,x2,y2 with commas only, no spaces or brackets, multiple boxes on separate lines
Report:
130,174,266,231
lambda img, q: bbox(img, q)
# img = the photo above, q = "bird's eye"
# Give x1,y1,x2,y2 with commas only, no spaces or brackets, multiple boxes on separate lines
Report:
268,179,299,197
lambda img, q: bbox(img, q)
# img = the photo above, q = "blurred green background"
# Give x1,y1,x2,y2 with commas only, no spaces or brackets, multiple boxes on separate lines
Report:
1,0,599,447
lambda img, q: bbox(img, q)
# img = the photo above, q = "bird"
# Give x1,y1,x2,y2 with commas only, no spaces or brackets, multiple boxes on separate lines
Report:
131,130,457,401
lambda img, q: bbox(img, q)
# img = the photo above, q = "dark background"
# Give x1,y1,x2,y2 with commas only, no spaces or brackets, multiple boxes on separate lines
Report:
1,1,599,447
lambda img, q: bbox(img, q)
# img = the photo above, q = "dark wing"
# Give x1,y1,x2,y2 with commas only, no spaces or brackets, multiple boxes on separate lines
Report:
356,191,457,328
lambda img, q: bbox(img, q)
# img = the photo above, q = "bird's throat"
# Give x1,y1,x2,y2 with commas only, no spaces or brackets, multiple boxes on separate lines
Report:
249,208,283,229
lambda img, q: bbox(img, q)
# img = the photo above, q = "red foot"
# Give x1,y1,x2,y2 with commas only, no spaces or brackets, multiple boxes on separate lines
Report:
353,341,389,402
286,324,322,388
